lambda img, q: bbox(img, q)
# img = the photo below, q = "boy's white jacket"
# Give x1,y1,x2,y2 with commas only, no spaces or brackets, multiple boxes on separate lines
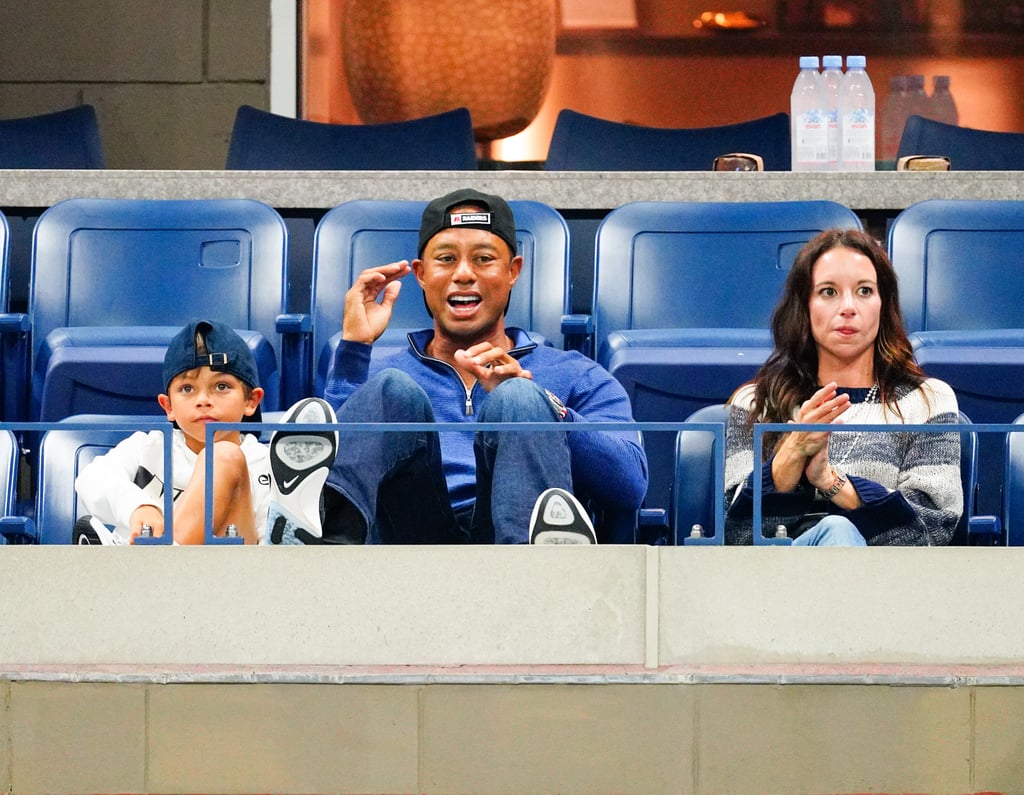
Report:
74,428,272,543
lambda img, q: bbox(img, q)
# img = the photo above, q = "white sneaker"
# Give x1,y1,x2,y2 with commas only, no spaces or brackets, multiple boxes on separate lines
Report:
74,516,130,545
529,488,597,545
267,398,338,545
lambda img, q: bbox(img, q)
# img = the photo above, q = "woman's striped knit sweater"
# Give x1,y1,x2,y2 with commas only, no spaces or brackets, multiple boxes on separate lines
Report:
724,378,963,545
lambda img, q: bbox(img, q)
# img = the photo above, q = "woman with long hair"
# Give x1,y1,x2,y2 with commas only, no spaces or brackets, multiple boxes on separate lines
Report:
724,228,961,545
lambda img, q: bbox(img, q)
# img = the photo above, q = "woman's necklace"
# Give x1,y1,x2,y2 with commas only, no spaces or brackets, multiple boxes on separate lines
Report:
830,383,879,467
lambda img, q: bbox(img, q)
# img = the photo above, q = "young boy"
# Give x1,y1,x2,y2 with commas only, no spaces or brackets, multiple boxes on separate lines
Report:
75,319,272,544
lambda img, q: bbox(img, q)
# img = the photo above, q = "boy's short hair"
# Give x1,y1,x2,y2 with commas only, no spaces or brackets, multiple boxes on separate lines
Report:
163,320,260,393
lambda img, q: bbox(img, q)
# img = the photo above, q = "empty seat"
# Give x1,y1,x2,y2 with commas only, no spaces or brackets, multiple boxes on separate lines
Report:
889,198,1024,514
0,105,104,169
897,115,1024,170
310,199,571,395
23,198,300,423
226,105,478,170
593,200,862,511
545,109,791,171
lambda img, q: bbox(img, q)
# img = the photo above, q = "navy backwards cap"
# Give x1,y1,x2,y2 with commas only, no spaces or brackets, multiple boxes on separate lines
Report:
417,188,518,258
162,320,262,423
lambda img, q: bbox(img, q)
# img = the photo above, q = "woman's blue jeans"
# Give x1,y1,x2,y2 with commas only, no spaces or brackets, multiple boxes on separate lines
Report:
792,515,867,547
325,370,571,544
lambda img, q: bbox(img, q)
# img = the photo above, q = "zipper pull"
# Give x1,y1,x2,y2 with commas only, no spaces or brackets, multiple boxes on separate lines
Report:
465,391,473,416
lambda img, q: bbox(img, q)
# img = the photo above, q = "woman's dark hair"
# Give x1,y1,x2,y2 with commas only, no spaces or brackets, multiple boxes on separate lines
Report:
751,228,924,427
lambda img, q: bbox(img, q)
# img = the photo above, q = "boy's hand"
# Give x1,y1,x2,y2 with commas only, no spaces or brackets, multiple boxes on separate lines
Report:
129,505,164,542
343,261,411,344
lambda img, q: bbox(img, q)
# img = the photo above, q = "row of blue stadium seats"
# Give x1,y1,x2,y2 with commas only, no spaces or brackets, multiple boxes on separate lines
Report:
8,103,1024,171
1,196,1023,538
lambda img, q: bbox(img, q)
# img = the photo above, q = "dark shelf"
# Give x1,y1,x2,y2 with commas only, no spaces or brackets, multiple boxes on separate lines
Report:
557,30,1024,58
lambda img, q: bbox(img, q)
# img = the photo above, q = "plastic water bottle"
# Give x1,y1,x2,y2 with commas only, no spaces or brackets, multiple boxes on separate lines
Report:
839,55,875,171
928,75,959,125
821,55,844,170
880,75,908,163
906,74,930,123
791,56,828,172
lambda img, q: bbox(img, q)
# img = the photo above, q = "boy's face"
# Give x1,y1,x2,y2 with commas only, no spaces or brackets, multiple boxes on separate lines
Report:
157,367,263,453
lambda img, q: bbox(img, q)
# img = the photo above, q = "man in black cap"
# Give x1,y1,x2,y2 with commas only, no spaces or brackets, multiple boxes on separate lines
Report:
299,188,647,546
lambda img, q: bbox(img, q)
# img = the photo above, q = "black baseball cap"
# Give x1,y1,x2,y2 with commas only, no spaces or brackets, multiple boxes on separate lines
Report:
417,188,518,258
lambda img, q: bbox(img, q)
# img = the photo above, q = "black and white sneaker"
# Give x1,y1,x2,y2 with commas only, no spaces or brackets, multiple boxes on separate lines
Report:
73,515,130,545
268,397,338,545
529,488,597,545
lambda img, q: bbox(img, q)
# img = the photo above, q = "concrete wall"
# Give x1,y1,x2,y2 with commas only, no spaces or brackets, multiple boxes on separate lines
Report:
0,1,270,169
4,545,1024,793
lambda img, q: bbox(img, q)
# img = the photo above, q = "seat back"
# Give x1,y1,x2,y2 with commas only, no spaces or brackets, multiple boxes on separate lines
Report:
889,198,1024,514
0,105,104,169
545,109,791,171
28,198,289,420
1003,413,1024,546
226,105,478,170
310,199,570,394
593,200,862,511
0,429,17,519
671,403,729,544
897,115,1024,170
35,418,166,544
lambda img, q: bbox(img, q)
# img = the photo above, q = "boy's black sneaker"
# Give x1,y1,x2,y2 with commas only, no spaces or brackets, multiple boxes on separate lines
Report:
529,488,597,545
73,515,129,545
268,398,338,545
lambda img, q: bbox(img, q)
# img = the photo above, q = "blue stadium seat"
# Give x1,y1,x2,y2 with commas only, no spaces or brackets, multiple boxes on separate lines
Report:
0,208,31,421
1002,413,1024,546
24,198,302,423
0,429,26,543
34,417,170,544
0,105,104,169
897,115,1024,170
310,199,571,395
593,200,862,512
226,105,478,170
545,109,791,171
671,403,728,545
673,405,979,546
889,198,1024,515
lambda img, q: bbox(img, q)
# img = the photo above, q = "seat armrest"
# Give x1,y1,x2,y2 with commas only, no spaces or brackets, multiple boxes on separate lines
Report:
277,313,312,406
0,516,36,544
967,514,1003,546
561,313,593,355
0,312,30,422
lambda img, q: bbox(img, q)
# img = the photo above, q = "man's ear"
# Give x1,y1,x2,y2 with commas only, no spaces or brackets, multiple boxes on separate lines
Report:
411,258,426,287
245,387,265,416
508,254,523,287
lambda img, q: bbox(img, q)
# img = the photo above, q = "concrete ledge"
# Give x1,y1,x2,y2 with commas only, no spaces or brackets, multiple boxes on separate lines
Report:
1,169,1023,211
3,546,1023,670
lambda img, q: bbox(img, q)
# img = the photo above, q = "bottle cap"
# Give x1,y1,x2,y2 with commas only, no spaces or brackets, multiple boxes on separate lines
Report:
799,56,819,69
890,75,907,90
822,55,843,69
847,55,866,69
934,75,951,88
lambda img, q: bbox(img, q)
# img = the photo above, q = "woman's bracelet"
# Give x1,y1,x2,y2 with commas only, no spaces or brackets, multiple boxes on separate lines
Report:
820,467,847,499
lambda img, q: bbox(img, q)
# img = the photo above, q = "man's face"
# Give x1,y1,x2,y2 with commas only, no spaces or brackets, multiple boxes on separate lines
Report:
413,209,521,347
